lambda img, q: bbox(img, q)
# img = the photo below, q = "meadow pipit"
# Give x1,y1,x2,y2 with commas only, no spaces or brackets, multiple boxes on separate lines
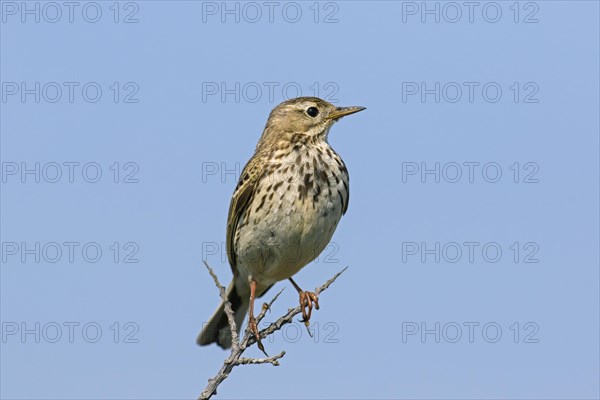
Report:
198,97,365,351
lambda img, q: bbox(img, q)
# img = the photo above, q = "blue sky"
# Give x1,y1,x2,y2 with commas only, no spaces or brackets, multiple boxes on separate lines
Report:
1,1,599,399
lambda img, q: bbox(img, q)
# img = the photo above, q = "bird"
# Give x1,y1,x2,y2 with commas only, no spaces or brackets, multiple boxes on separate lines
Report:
197,97,365,351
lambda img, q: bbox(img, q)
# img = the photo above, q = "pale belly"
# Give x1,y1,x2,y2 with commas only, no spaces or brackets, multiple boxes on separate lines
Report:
234,146,348,290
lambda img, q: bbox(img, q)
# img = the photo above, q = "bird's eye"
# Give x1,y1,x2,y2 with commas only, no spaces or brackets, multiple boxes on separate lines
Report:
306,107,319,118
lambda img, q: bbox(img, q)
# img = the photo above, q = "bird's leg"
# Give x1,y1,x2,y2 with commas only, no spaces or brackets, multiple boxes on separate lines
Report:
248,279,268,356
288,277,319,335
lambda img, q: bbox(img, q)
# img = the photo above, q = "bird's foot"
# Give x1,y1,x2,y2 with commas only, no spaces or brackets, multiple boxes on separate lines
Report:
298,291,320,334
248,315,268,356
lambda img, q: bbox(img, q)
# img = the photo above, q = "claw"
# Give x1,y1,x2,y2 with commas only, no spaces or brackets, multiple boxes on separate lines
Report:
248,279,268,356
248,315,268,357
298,291,319,325
288,278,321,337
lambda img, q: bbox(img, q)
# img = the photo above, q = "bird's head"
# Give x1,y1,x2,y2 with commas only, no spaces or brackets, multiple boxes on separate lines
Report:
258,97,365,146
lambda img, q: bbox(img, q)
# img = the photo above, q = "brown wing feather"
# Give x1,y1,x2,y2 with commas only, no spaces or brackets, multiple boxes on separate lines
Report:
225,155,264,273
342,182,349,215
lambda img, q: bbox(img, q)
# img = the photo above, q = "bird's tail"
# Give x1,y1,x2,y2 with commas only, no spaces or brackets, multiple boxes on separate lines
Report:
197,280,248,349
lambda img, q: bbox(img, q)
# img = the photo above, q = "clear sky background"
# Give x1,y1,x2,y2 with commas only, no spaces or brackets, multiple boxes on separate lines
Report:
1,1,599,399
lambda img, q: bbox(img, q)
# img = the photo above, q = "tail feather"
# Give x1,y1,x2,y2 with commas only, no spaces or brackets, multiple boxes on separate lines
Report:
197,280,248,349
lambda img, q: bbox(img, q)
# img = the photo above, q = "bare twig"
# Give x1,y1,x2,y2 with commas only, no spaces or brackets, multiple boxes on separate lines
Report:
256,287,285,324
199,264,348,400
203,261,240,348
236,351,286,366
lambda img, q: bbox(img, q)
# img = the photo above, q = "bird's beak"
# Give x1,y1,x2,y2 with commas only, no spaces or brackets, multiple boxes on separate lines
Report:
327,106,366,121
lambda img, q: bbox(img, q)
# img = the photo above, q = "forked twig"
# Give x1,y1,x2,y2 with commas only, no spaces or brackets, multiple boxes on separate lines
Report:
199,263,348,400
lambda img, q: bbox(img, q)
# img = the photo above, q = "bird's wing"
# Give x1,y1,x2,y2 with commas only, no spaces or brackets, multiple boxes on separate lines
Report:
226,154,264,274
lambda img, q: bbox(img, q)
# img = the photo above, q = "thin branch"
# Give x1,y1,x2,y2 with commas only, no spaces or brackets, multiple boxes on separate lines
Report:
256,287,285,325
236,351,286,366
199,264,348,400
203,261,240,348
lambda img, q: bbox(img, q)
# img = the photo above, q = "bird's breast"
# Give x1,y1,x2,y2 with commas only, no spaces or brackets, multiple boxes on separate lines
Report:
235,142,349,285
